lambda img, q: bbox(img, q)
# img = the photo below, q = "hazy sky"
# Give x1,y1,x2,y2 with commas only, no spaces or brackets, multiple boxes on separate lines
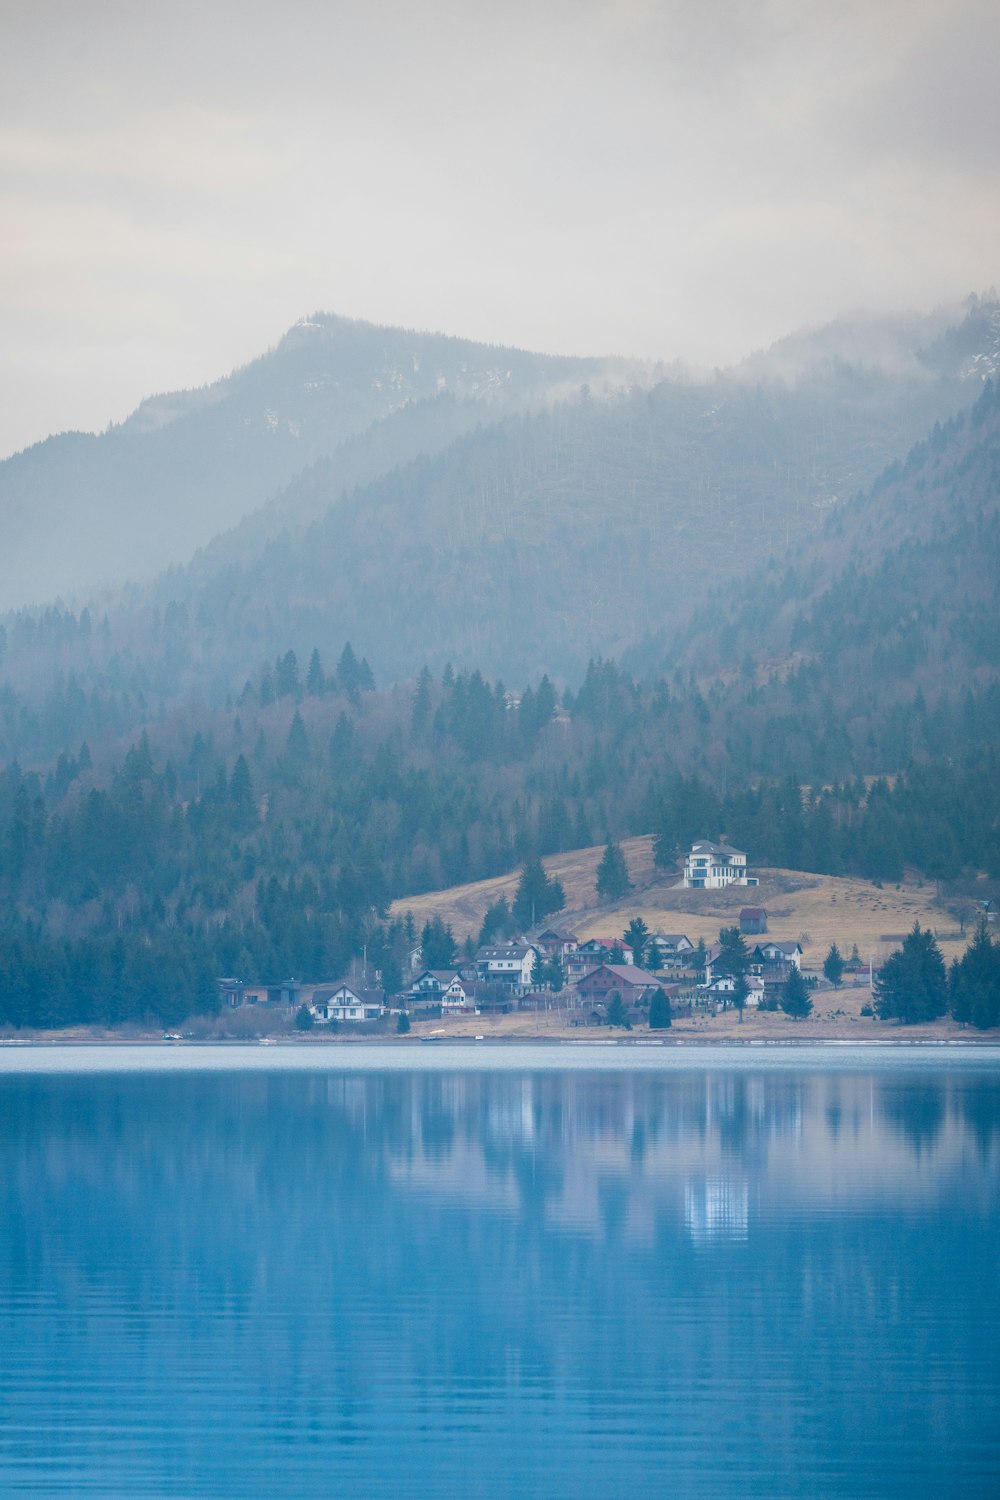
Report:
1,0,998,458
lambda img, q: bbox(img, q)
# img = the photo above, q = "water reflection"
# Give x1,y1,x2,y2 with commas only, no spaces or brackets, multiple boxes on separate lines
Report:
0,1066,998,1498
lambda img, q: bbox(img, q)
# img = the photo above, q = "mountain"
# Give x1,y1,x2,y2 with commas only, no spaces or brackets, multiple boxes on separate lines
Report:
83,299,1000,686
1,296,999,754
0,314,630,609
667,370,1000,701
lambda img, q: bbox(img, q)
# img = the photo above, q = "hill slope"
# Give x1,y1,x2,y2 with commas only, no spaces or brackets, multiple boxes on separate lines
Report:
0,314,623,608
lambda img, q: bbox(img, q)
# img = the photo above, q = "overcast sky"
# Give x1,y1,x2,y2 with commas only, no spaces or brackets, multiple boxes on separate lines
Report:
1,0,997,458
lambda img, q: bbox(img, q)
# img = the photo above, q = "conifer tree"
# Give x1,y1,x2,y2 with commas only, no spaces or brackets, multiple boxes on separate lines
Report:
823,943,845,987
649,987,672,1029
950,924,1000,1030
874,924,947,1023
781,965,813,1018
596,841,631,901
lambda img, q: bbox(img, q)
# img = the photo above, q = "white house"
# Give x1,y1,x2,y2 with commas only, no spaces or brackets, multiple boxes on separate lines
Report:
753,940,803,971
409,969,476,1012
683,840,756,889
310,983,385,1022
475,944,539,989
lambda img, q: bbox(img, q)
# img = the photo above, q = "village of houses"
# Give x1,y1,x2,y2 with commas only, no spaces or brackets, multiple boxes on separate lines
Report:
216,840,873,1034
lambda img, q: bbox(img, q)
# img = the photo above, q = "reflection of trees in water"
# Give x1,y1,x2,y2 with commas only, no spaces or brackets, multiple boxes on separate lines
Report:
879,1080,946,1158
955,1080,1000,1160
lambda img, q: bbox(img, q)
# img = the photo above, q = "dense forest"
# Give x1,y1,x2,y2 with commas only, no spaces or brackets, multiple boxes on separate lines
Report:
1,635,998,1028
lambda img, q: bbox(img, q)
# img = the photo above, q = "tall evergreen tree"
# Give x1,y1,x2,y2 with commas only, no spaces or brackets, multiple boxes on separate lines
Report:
781,965,813,1018
823,943,845,988
874,924,948,1023
624,917,650,966
949,924,1000,1030
649,987,672,1029
513,859,564,930
596,841,631,901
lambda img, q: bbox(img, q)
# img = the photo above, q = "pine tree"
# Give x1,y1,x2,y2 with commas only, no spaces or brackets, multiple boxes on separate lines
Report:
286,710,309,763
950,925,1000,1030
649,987,672,1029
823,943,845,988
229,754,256,831
605,990,630,1029
306,648,325,697
421,917,456,970
596,841,631,901
513,859,564,929
874,923,947,1023
625,917,650,966
781,965,813,1018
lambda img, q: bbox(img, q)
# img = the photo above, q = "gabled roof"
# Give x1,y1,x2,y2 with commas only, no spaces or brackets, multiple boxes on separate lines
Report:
579,963,660,987
313,983,385,1006
476,945,535,961
740,907,767,919
688,840,746,857
759,939,802,955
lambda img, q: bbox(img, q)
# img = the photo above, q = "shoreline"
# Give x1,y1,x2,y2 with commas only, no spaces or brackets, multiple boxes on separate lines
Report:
2,1033,998,1049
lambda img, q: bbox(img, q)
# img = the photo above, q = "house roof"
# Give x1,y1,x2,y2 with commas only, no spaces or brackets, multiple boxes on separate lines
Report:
652,933,692,946
579,963,660,987
536,927,578,942
740,907,767,919
313,983,385,1005
760,940,802,955
415,969,465,985
476,945,535,961
688,840,746,857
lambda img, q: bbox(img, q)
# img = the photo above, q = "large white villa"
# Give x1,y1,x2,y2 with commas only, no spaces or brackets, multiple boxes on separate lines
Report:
682,840,757,889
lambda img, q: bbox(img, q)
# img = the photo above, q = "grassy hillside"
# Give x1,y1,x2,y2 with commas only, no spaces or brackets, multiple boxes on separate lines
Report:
390,835,972,971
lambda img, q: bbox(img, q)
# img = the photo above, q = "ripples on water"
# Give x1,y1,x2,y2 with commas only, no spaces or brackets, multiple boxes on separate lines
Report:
1,1047,998,1497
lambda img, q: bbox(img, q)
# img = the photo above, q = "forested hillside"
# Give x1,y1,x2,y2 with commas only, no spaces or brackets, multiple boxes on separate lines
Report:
0,632,998,1028
2,301,997,718
0,314,624,607
664,373,1000,693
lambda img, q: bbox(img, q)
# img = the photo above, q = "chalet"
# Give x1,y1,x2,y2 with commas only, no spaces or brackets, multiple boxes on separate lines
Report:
752,940,803,971
739,907,768,935
310,982,385,1023
683,841,757,889
475,944,539,990
408,969,476,1012
565,937,634,982
645,934,694,969
533,927,579,960
698,974,765,1009
575,963,661,1006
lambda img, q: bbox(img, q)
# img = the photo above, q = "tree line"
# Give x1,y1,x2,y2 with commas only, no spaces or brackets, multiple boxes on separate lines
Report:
0,645,998,1030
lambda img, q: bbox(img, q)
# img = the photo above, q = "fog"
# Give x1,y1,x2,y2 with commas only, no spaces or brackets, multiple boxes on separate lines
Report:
1,0,998,458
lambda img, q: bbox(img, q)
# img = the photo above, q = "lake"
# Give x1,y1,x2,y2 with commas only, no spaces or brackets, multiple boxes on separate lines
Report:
1,1044,998,1497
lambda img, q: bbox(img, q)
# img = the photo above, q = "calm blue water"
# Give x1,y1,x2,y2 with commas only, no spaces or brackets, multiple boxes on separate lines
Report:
1,1045,998,1497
